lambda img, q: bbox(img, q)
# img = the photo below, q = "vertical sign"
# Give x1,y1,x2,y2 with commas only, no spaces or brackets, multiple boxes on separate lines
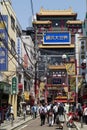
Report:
0,15,8,71
11,77,17,94
16,37,22,65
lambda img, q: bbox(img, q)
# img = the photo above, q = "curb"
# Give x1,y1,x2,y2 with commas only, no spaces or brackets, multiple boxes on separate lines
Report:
0,116,33,130
10,117,33,130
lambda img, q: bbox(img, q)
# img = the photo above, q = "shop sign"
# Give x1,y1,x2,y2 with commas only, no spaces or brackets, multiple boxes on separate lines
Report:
24,91,29,100
43,32,71,45
0,82,11,94
11,77,17,94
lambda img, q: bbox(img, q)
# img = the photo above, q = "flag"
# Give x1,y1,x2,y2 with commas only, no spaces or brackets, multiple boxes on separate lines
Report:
65,63,75,75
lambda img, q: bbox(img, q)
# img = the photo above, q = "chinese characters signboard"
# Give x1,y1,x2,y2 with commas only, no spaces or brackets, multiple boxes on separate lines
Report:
0,15,8,71
11,77,17,94
43,32,71,45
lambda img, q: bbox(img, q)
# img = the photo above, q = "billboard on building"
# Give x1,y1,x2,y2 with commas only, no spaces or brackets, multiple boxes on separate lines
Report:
0,15,8,71
23,54,28,68
43,32,71,45
16,37,22,65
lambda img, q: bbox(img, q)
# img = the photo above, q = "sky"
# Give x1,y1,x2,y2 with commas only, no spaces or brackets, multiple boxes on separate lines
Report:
12,0,86,30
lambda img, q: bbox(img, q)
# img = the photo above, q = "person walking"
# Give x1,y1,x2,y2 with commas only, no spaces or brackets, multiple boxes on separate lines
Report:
53,102,58,123
56,103,65,128
10,105,14,120
77,103,83,121
5,104,11,121
46,103,51,123
48,105,54,126
83,103,87,124
39,104,46,126
32,104,37,119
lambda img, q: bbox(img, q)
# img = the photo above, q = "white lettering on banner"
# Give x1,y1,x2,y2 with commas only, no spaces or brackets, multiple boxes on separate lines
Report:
0,58,5,63
0,33,5,39
0,51,5,56
46,35,68,40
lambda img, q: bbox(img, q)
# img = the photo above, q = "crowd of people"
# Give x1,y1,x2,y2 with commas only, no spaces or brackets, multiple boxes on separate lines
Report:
36,102,87,127
38,102,65,127
1,101,87,127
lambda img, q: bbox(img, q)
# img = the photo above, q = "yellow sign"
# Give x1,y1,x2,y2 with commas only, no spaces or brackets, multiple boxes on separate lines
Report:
65,63,75,75
40,82,45,91
24,91,29,100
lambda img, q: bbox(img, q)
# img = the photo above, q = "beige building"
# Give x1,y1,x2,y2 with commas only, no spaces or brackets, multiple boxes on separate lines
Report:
0,0,35,118
0,0,22,117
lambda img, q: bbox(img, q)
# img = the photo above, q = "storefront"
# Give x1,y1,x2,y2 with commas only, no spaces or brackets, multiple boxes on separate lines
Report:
0,81,11,121
0,81,11,107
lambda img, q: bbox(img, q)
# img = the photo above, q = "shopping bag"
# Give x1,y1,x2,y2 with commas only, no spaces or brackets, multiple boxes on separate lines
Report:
58,115,65,122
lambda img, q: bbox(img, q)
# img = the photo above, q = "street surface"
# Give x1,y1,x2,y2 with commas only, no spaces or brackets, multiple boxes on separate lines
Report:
14,117,77,130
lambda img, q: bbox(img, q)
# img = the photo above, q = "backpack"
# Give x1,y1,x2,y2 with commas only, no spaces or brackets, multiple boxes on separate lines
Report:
78,106,83,116
40,108,45,115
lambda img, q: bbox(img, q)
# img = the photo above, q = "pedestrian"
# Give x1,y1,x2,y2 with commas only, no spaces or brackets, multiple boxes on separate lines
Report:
83,103,87,124
39,104,46,126
56,103,65,128
46,103,51,123
0,107,2,125
82,103,86,123
53,102,58,123
10,105,14,120
77,103,83,121
48,105,54,126
5,104,11,121
64,103,69,114
32,104,37,119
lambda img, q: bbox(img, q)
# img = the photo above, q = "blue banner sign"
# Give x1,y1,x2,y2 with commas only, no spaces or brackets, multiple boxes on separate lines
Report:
0,15,8,71
0,48,8,71
43,32,71,44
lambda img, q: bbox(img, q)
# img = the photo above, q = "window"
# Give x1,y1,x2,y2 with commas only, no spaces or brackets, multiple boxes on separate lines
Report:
11,39,16,55
11,15,15,31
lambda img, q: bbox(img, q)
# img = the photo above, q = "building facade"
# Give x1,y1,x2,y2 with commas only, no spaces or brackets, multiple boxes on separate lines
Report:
32,7,83,103
0,0,35,119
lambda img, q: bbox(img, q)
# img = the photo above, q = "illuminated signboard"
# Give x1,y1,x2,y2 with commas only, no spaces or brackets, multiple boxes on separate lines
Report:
0,15,8,71
43,32,71,45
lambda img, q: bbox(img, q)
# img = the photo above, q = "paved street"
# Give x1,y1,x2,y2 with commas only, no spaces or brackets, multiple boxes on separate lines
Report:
14,117,76,130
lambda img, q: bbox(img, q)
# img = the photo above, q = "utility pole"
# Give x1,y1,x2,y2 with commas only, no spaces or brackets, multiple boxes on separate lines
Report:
30,0,35,22
34,26,38,103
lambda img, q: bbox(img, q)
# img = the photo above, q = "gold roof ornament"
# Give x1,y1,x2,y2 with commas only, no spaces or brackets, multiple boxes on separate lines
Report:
37,7,77,16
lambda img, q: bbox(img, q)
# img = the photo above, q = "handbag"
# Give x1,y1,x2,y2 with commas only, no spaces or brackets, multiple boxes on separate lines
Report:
49,111,52,116
58,114,65,122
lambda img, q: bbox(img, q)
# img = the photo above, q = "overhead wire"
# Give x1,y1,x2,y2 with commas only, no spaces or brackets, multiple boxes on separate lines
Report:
0,14,34,78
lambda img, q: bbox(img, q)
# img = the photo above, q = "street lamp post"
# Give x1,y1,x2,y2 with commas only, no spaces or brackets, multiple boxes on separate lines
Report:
44,77,47,103
62,54,70,103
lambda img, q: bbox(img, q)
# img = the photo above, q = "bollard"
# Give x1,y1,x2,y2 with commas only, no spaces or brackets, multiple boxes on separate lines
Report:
81,116,83,128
